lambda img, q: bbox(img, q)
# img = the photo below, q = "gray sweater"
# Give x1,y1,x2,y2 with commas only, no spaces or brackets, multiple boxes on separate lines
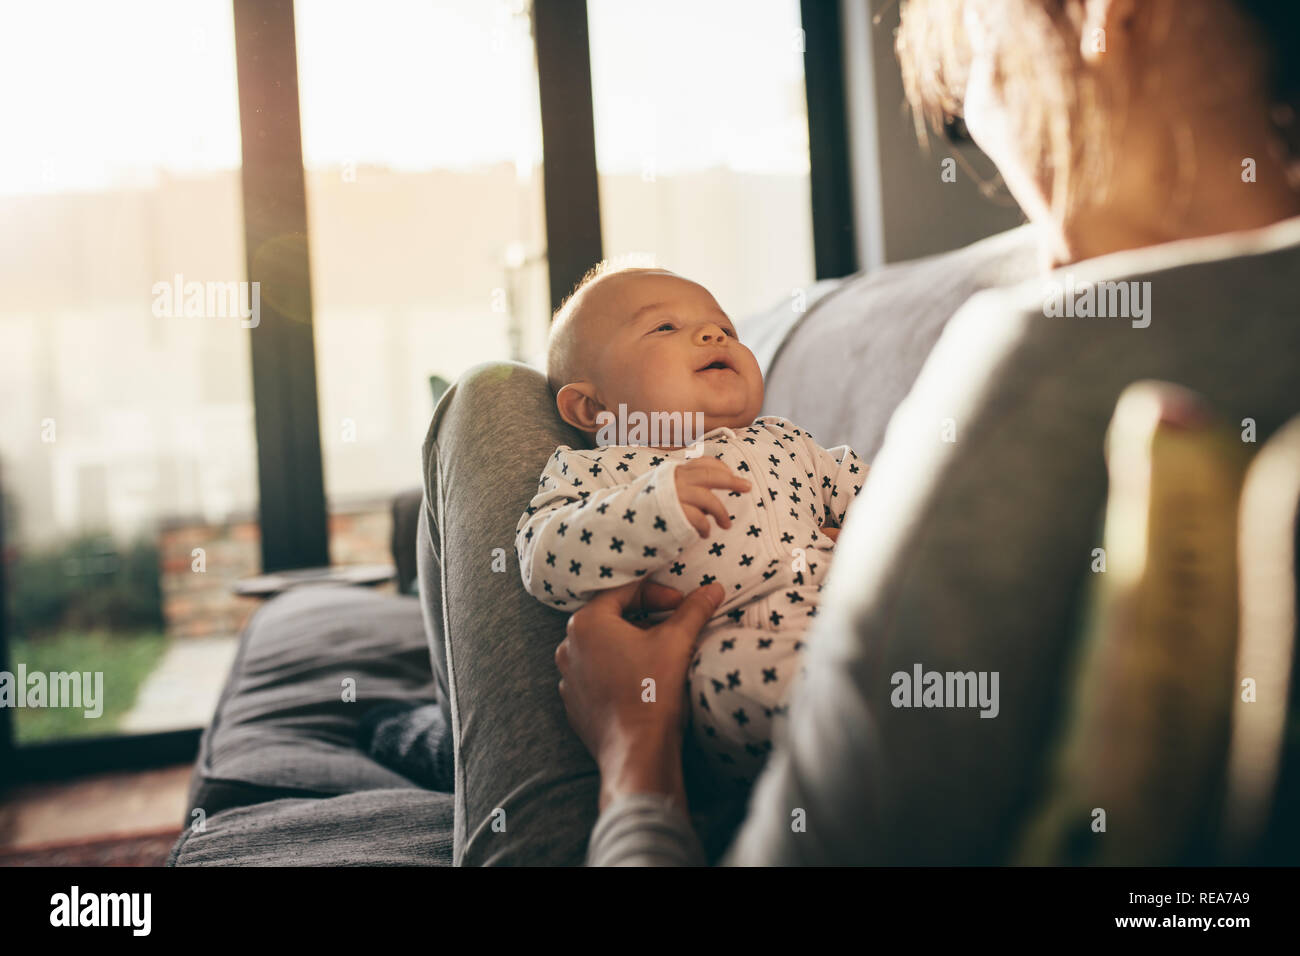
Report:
587,216,1300,865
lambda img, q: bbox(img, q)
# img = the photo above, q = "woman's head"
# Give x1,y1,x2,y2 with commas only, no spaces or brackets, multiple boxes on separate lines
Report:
897,0,1300,262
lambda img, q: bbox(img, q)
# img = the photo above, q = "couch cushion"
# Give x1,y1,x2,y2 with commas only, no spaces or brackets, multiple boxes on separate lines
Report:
186,585,438,819
753,224,1040,459
738,276,848,373
169,788,453,866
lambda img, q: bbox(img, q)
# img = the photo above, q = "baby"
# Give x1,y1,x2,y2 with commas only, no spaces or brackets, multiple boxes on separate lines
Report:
515,264,865,788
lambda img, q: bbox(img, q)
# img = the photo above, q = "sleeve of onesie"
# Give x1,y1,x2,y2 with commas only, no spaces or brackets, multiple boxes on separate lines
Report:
811,441,866,528
515,448,700,610
781,422,865,529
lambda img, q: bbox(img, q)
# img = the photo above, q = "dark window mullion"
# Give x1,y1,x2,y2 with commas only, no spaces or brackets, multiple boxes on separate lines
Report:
5,730,202,785
233,0,330,572
534,0,603,313
801,0,857,279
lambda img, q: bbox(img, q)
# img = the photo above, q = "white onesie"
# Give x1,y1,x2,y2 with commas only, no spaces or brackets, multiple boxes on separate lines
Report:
515,415,865,788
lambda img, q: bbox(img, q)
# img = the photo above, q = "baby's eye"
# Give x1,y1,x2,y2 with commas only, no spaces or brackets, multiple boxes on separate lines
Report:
654,322,675,332
723,327,736,338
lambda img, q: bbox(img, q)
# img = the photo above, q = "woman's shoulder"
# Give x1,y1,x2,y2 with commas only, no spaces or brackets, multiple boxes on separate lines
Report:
970,215,1300,338
935,215,1300,393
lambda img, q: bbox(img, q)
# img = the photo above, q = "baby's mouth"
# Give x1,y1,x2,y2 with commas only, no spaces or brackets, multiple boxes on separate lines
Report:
696,354,735,374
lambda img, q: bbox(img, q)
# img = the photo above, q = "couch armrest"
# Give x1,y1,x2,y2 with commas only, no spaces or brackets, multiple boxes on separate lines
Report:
391,487,423,595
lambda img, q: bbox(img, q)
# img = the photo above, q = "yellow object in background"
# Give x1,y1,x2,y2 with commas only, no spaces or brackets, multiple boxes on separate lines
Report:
1221,415,1300,862
1016,381,1250,865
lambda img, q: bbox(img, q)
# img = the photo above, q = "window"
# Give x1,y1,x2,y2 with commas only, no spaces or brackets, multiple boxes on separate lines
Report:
294,0,550,520
0,0,254,742
587,0,816,317
0,0,843,774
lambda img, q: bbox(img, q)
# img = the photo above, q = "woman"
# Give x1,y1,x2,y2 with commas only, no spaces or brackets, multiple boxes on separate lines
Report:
555,0,1300,864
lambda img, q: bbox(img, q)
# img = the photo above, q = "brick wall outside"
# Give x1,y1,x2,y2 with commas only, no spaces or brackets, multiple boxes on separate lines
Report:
159,504,393,639
327,508,394,568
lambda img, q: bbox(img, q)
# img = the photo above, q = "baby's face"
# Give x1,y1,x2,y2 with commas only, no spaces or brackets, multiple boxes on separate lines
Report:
575,271,765,438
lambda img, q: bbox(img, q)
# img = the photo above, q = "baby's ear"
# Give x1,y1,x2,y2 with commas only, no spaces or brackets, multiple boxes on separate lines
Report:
556,383,606,436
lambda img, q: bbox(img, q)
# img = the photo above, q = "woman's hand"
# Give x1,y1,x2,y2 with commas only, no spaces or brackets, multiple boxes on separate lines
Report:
556,578,724,811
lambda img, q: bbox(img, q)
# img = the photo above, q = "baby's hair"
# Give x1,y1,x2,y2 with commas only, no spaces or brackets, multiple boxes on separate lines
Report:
546,254,662,395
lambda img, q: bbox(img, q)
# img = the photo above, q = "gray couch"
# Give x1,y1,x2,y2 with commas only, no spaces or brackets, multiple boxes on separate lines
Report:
169,226,1040,866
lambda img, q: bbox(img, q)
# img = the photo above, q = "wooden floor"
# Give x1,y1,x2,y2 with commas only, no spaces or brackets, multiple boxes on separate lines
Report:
0,763,192,852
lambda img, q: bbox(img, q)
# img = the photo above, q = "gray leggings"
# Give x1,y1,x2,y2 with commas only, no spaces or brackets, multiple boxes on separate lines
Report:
417,362,597,865
417,362,744,864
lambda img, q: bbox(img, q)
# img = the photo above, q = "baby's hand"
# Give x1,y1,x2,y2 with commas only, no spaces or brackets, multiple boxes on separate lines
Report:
673,459,751,538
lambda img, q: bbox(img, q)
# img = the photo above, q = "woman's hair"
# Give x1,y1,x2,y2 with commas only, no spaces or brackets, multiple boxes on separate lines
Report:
896,0,1300,214
1237,1,1300,116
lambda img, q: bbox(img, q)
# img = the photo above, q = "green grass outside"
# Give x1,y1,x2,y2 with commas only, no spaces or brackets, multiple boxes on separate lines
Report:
6,630,169,743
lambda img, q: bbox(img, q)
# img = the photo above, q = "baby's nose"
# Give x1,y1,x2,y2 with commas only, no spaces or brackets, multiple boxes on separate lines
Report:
693,324,726,345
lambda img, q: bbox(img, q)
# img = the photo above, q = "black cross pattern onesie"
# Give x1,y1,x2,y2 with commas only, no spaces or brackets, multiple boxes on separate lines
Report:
515,415,865,787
